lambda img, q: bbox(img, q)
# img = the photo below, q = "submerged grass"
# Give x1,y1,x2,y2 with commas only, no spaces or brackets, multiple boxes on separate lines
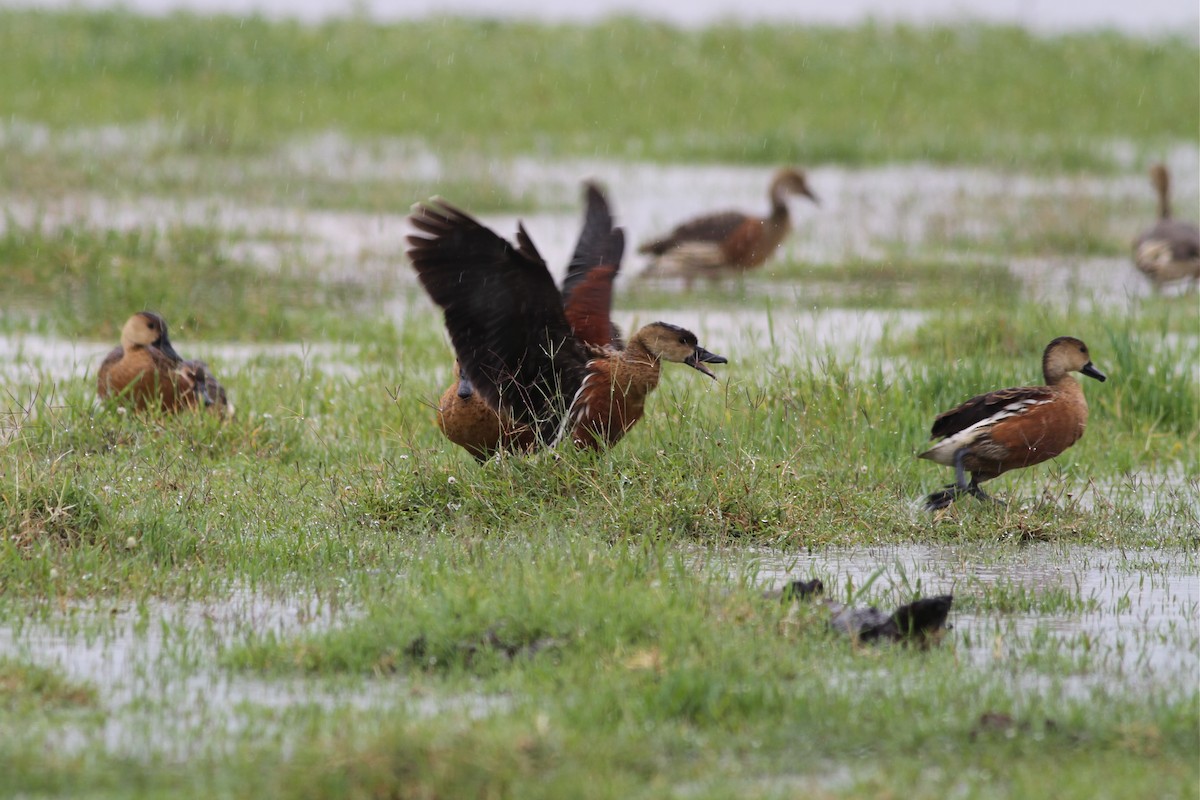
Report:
0,11,1195,170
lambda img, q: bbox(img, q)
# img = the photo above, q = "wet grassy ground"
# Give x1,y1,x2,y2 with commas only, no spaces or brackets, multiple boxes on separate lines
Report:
1,9,1198,799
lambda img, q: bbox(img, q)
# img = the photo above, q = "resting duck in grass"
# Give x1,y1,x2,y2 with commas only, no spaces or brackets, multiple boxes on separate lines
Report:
1133,163,1200,291
98,311,232,417
638,167,818,288
434,181,625,460
408,198,727,452
919,337,1106,511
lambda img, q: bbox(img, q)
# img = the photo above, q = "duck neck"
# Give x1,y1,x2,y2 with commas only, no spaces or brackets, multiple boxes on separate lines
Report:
1157,179,1172,221
1044,370,1081,394
767,180,792,223
615,337,663,395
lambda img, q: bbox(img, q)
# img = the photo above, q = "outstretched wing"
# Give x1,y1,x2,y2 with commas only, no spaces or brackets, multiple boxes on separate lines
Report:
407,199,588,441
561,182,625,348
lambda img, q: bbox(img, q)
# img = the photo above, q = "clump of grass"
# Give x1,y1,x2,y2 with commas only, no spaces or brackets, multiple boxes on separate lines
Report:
0,658,97,712
0,222,390,341
0,468,105,553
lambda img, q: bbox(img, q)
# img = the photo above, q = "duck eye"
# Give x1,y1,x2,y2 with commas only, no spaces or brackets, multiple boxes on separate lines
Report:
678,336,687,344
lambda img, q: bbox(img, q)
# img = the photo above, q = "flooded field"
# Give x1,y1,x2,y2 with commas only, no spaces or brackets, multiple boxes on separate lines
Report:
0,49,1196,791
744,544,1200,699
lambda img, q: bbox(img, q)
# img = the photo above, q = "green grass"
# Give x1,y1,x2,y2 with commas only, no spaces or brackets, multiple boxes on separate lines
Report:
0,11,1195,170
0,222,395,341
0,658,97,712
0,11,1197,796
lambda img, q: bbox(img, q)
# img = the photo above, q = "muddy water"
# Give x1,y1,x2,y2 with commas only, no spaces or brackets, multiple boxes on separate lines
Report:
736,543,1199,699
0,333,366,386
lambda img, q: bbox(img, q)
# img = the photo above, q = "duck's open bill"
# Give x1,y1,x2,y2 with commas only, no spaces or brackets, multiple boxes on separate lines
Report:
684,346,728,379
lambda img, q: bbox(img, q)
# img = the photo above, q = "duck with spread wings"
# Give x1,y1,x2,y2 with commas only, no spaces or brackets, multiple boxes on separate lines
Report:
409,198,727,453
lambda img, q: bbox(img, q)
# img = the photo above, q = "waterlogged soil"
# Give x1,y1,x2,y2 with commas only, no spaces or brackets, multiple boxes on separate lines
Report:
0,544,1194,760
742,543,1200,699
1,131,1198,761
3,126,1198,297
0,590,505,759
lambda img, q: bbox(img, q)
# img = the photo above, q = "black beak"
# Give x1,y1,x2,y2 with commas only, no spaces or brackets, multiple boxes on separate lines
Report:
196,381,214,407
684,346,728,379
456,371,474,399
803,188,820,206
156,335,183,363
1081,362,1107,382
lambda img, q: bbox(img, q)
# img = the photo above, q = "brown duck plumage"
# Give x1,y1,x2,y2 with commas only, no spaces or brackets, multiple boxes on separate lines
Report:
1133,164,1200,290
97,311,232,417
638,167,818,287
919,337,1106,510
409,199,727,454
433,181,625,460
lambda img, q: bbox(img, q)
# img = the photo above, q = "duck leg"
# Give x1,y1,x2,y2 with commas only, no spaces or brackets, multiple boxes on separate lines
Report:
923,448,972,511
967,477,1005,506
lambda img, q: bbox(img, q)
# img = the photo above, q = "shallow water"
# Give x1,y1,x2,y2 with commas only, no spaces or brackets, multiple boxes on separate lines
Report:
736,543,1200,699
0,332,365,386
0,590,507,758
5,129,1197,304
0,543,1194,760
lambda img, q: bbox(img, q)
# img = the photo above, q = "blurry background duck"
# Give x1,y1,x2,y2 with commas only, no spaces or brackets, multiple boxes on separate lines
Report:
919,336,1106,511
1133,163,1200,291
637,167,818,289
97,311,233,418
434,181,625,460
409,198,727,453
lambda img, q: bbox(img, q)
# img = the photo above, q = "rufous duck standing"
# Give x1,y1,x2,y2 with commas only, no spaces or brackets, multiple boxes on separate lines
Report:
919,337,1106,510
638,167,818,288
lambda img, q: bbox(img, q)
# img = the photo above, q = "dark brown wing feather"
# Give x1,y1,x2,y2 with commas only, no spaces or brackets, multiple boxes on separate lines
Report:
638,211,753,255
407,200,589,443
560,182,625,348
561,182,624,302
930,385,1054,440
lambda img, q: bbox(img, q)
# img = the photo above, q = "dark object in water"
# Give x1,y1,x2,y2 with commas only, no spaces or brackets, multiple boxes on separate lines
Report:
775,578,953,645
826,595,954,644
